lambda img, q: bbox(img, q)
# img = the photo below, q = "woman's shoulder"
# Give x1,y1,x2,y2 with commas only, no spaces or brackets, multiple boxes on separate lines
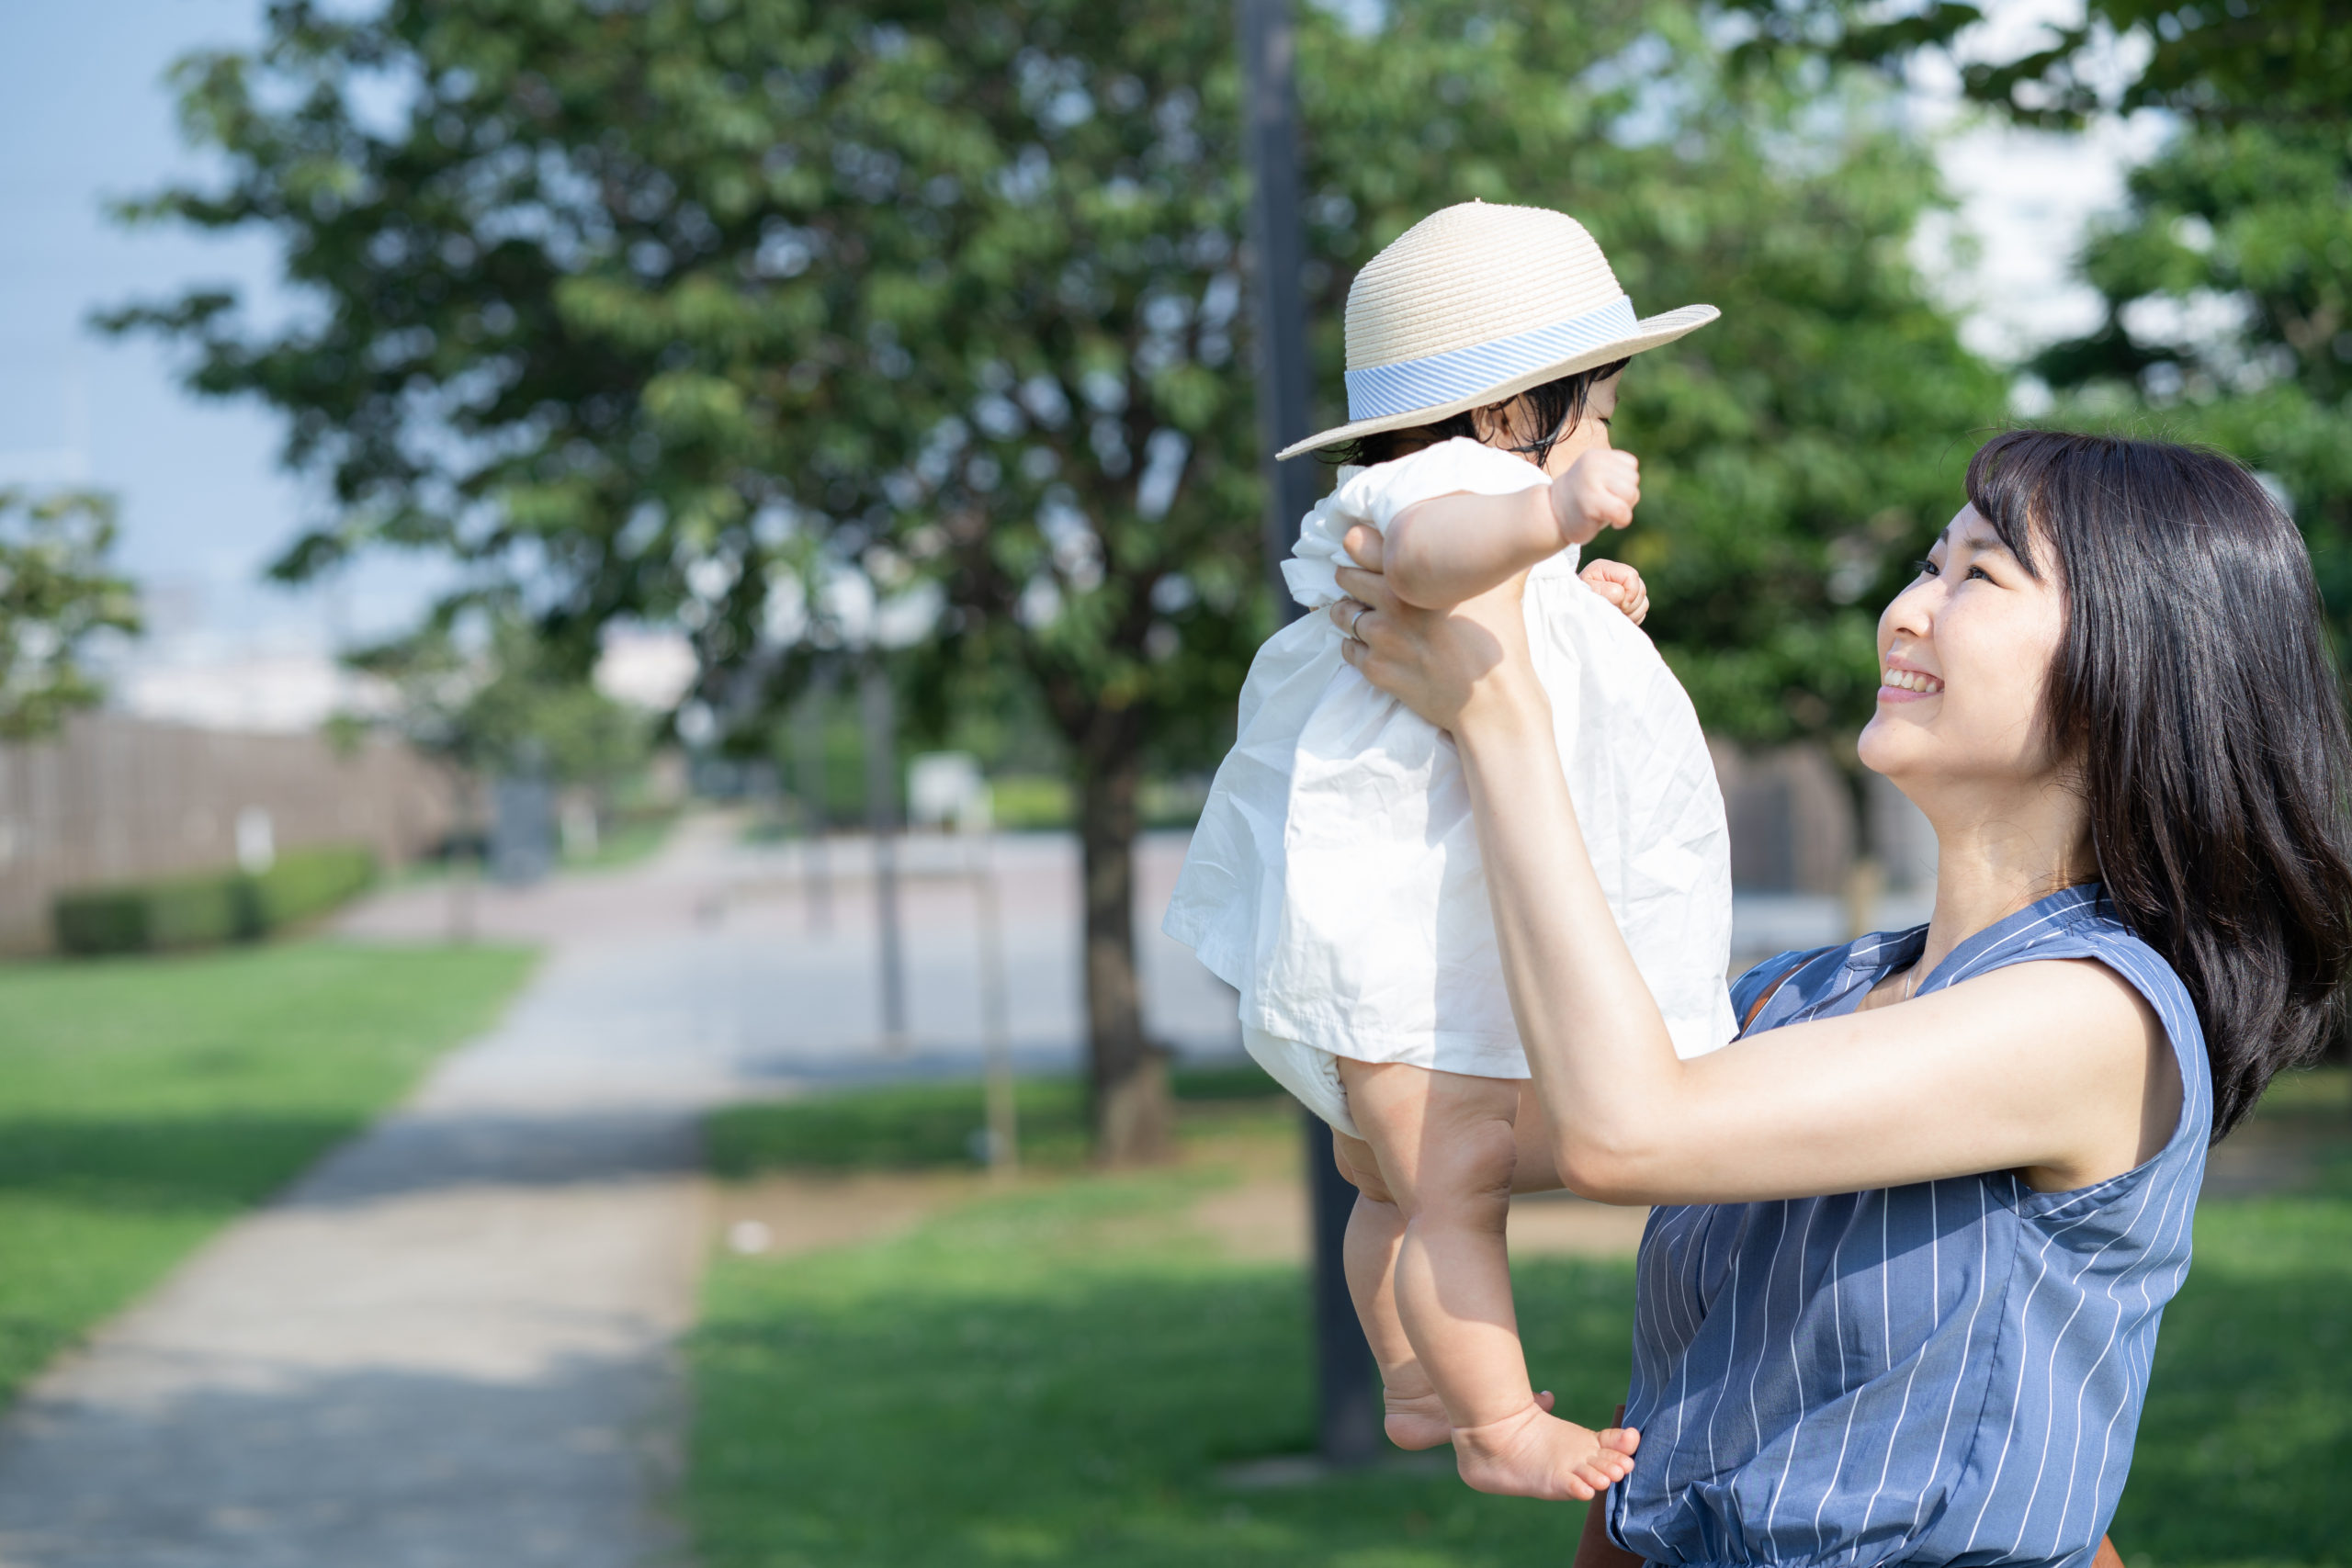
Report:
1939,887,2201,1042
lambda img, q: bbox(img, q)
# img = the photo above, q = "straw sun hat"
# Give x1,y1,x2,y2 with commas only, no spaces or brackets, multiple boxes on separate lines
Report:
1278,201,1720,460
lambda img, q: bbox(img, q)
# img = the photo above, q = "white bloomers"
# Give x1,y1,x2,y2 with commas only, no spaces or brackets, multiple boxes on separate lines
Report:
1163,439,1736,1139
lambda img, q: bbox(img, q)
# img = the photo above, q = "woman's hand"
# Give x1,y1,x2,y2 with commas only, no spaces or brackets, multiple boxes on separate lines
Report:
1331,524,1544,736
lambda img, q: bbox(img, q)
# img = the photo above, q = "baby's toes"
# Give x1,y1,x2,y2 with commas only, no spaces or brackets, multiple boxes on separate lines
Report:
1568,1454,1631,1496
1598,1425,1641,1457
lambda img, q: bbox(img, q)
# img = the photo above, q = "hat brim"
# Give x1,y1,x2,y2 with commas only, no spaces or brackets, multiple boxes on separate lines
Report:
1274,304,1721,461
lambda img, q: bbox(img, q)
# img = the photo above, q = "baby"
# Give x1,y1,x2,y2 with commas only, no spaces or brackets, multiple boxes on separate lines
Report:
1166,202,1736,1501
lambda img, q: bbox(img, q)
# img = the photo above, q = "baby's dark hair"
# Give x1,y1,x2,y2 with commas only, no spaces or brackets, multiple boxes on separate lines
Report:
1324,357,1630,468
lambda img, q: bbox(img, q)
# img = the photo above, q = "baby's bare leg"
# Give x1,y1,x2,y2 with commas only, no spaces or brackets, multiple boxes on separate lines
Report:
1332,1132,1451,1449
1340,1060,1638,1501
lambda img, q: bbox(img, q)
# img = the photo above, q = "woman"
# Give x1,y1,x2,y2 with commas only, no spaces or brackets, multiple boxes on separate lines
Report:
1325,430,2352,1565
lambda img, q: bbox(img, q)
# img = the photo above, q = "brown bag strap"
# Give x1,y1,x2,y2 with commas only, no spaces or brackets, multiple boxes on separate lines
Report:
1740,964,1799,1033
1571,1406,1645,1568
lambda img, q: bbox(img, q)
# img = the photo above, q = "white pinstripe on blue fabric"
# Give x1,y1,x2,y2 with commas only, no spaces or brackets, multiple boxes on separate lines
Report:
1608,886,2211,1568
1341,296,1640,421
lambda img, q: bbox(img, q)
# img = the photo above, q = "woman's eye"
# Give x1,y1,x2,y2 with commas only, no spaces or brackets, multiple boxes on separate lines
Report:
1967,564,1994,582
1913,557,1939,578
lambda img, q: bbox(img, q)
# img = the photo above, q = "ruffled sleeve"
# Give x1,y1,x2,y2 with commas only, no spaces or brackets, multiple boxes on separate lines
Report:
1280,468,1370,609
1278,439,1551,609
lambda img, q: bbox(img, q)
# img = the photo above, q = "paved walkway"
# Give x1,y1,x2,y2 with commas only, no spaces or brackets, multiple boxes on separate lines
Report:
0,818,1238,1567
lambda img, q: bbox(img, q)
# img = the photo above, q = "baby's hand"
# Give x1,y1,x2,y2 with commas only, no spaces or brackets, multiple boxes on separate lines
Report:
1580,558,1650,626
1549,448,1640,546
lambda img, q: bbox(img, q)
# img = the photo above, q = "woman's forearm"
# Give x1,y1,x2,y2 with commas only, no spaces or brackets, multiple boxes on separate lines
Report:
1453,683,1690,1198
1385,488,1561,608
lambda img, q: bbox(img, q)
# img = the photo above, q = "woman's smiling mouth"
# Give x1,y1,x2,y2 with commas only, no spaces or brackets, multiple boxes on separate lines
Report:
1880,664,1944,699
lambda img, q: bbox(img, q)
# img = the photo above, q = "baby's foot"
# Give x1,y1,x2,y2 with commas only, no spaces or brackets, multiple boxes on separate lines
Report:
1383,1386,1453,1450
1391,1386,1559,1450
1451,1404,1639,1501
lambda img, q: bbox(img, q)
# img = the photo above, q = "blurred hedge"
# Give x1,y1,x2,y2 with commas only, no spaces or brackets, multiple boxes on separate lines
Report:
53,844,378,956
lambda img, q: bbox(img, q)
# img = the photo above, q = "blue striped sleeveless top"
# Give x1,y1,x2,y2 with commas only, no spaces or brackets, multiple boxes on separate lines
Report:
1608,886,2211,1568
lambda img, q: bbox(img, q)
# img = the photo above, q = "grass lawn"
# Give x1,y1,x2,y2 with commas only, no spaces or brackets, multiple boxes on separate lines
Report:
0,940,537,1406
691,1068,2352,1568
566,812,678,872
2112,1067,2352,1565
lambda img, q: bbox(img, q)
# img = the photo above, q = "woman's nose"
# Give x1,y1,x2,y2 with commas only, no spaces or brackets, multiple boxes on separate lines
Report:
1880,577,1936,645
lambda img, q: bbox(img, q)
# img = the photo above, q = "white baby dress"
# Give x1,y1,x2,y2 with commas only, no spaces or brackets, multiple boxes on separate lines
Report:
1162,438,1737,1137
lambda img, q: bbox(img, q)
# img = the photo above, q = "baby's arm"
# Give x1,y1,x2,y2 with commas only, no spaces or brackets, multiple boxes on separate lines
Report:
1384,450,1640,609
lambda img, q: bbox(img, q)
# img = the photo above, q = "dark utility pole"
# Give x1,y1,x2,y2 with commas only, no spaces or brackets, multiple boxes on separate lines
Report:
861,659,909,1049
1238,0,1381,1468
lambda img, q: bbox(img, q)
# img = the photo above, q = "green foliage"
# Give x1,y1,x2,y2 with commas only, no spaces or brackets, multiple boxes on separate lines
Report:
2019,116,2352,669
1740,0,2352,694
988,773,1075,831
108,0,1996,768
53,874,247,955
693,1129,1639,1566
706,1063,1281,1177
2115,1125,2352,1556
51,844,379,956
108,0,2003,1145
0,941,535,1405
1719,0,2351,130
353,613,650,786
0,490,140,739
691,1073,2352,1566
246,844,379,929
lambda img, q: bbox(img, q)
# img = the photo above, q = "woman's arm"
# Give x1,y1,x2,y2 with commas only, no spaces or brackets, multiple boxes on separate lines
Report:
1329,545,2179,1206
1385,448,1641,609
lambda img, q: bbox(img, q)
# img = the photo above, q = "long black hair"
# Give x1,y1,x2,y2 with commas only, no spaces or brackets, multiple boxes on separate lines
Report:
1326,358,1630,469
1965,429,2352,1135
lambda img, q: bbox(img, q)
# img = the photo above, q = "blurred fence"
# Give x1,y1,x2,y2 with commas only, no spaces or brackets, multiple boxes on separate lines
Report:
0,713,455,952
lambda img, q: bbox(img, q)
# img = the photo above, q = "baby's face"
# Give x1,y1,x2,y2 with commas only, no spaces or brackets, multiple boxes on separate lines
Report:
1532,372,1621,479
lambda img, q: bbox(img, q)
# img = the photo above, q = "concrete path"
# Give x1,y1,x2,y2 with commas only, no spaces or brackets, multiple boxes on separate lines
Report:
0,817,1241,1567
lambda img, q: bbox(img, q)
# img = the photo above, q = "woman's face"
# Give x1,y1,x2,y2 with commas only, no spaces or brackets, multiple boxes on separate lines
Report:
1857,504,2071,794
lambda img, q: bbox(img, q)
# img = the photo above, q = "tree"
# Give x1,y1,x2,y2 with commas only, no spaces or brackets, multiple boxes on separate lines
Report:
0,490,141,739
1754,0,2352,656
1719,0,2351,130
350,611,651,789
110,0,1997,1158
2024,119,2352,655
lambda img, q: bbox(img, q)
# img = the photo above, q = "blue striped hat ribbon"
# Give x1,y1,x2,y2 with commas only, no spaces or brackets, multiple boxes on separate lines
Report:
1342,295,1638,422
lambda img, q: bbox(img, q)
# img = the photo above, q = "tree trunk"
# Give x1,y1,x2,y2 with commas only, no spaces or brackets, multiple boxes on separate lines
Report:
1076,733,1170,1165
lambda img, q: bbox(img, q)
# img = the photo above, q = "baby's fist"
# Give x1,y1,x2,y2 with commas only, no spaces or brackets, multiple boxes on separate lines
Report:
1551,449,1640,545
1579,558,1651,626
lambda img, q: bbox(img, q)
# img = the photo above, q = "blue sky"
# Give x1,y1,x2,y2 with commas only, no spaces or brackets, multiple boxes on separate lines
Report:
0,0,444,654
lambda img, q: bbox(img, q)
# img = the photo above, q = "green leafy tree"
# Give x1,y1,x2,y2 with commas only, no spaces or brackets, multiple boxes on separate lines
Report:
1720,0,2348,130
2024,120,2352,658
1745,0,2352,656
109,0,1996,1158
0,491,141,739
353,613,650,788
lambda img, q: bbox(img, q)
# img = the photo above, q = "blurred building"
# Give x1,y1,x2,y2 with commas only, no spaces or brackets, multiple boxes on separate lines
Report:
0,713,453,952
1712,740,1855,897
